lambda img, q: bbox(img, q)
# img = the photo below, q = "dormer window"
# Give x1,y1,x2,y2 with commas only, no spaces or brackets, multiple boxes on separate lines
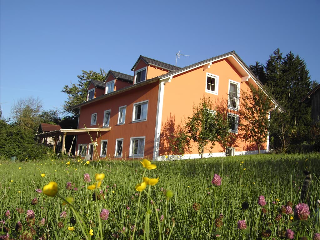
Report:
105,80,115,94
87,89,95,101
135,68,146,84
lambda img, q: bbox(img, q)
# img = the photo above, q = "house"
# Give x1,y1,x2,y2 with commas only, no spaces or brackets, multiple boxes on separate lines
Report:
74,51,277,160
37,123,62,152
303,83,320,123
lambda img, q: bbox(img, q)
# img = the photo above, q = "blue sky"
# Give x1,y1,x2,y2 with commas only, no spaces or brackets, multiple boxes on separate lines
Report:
1,0,319,120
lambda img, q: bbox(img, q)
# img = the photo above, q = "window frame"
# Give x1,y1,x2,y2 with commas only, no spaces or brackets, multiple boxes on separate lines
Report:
103,110,111,127
134,67,147,84
228,80,240,111
87,88,95,101
78,144,87,157
129,136,145,158
117,106,126,125
228,113,239,133
132,100,148,122
105,80,115,94
115,138,124,158
205,73,219,95
91,113,97,126
100,140,108,157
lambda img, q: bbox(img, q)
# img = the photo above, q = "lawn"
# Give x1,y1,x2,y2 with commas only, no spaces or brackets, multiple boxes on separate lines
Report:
0,153,319,239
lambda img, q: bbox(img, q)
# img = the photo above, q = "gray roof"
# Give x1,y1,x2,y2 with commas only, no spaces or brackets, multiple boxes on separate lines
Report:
90,79,105,89
131,55,181,71
107,70,133,82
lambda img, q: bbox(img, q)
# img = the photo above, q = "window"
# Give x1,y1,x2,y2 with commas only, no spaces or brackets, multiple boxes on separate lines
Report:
228,113,239,133
78,144,87,157
88,143,94,160
118,106,126,125
103,110,111,127
87,89,95,101
133,101,148,122
100,140,108,157
91,113,97,126
105,80,115,94
205,73,219,95
130,137,145,158
135,68,146,84
228,80,240,110
115,139,123,157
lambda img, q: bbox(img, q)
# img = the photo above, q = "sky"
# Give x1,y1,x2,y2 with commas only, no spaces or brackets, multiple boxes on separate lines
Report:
1,0,319,120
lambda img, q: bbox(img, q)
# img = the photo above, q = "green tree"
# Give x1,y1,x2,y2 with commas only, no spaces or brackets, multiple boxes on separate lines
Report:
240,84,273,154
62,69,106,115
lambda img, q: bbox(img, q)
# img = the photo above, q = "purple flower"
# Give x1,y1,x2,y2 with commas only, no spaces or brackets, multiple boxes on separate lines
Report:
60,211,67,218
258,195,266,206
237,220,246,230
73,188,78,191
285,229,294,239
211,174,221,186
285,205,293,215
5,210,10,218
31,197,38,205
160,215,164,221
0,233,9,240
84,173,91,183
39,218,45,226
313,233,320,240
35,189,42,193
26,210,35,219
294,203,310,220
66,182,73,190
100,209,109,220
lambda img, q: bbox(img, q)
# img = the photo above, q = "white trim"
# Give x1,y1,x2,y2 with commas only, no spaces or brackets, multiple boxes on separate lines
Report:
228,80,240,111
91,113,97,126
78,144,87,157
134,67,147,84
129,136,145,158
100,140,108,157
117,105,126,125
267,112,271,152
153,81,165,160
87,88,95,101
105,80,115,94
115,138,124,158
227,113,239,133
205,72,219,95
132,100,148,122
103,109,111,127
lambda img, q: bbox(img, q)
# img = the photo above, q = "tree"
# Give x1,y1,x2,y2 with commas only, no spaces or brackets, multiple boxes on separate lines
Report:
39,110,61,125
240,84,273,154
62,69,106,115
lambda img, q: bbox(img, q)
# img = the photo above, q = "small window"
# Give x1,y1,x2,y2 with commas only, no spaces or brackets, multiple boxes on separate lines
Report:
133,101,148,122
130,137,145,158
135,68,146,84
118,106,126,125
228,113,239,133
105,80,115,94
87,89,95,101
228,81,240,110
115,139,123,157
103,110,111,127
78,144,87,157
100,140,108,157
205,73,219,95
88,143,94,160
91,113,97,126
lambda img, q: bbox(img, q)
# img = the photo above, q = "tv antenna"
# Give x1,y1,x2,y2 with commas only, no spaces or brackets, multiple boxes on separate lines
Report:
176,51,189,66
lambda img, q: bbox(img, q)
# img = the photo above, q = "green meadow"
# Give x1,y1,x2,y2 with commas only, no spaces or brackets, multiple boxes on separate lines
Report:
0,153,319,239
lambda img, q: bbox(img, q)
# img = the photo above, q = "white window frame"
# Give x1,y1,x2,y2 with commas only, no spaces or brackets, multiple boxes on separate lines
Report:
78,144,87,157
134,67,147,84
117,106,126,125
205,73,219,95
103,110,111,127
87,88,95,101
228,80,240,111
91,113,97,126
105,80,115,94
115,138,124,158
228,113,239,133
132,100,148,122
100,140,108,157
129,137,145,158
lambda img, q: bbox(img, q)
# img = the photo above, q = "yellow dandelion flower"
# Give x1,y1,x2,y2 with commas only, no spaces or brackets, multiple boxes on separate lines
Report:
18,191,21,193
41,174,45,177
112,190,115,193
89,229,93,236
87,184,96,190
290,216,294,220
143,177,159,186
86,161,90,164
135,181,147,192
97,181,102,188
95,173,105,181
243,168,246,171
68,226,75,231
140,159,156,170
10,180,13,183
43,182,58,197
19,167,22,170
66,161,70,165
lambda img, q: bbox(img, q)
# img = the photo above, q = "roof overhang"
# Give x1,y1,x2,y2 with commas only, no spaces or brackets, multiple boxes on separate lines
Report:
36,127,111,138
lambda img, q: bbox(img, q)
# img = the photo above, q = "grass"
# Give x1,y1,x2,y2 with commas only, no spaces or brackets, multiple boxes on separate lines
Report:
0,153,319,239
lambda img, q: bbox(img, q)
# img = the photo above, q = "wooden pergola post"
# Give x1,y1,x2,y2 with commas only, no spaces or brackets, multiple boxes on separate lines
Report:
61,132,67,154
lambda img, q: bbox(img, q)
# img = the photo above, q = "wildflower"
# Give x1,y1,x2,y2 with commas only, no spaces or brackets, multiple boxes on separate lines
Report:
86,161,90,165
39,218,45,226
73,187,78,191
19,167,21,170
89,229,93,236
135,181,147,192
26,210,35,219
15,221,22,232
160,215,164,221
10,180,13,183
275,214,282,221
43,182,58,197
87,184,96,190
60,211,67,218
41,174,45,177
57,222,64,229
285,229,294,239
100,209,110,220
95,173,105,181
237,220,246,230
66,182,73,190
143,177,159,186
211,174,221,186
290,216,294,220
192,203,201,211
313,233,320,240
66,161,70,165
258,195,266,206
294,203,310,220
84,173,91,182
68,226,75,231
243,168,246,171
285,206,293,215
31,197,38,205
35,189,42,193
140,159,156,170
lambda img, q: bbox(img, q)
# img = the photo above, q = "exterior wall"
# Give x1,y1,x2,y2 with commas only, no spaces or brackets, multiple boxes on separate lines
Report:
77,81,159,159
88,83,104,98
147,65,169,79
106,75,132,92
158,59,265,157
